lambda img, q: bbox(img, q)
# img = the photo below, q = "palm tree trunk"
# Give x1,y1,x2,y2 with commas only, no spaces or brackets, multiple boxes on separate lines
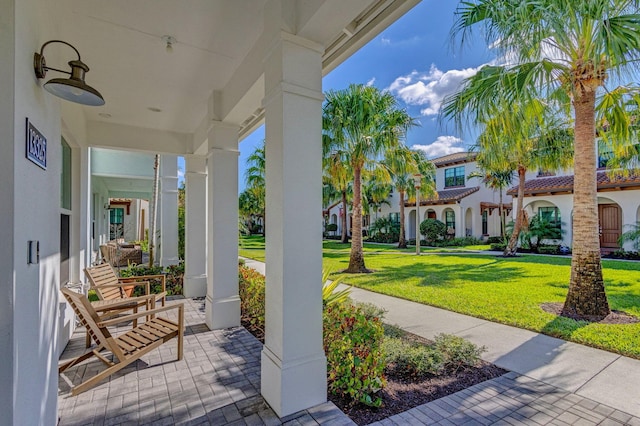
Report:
398,189,407,249
562,88,610,319
504,166,526,256
340,191,349,243
346,165,369,273
148,154,160,267
499,189,505,239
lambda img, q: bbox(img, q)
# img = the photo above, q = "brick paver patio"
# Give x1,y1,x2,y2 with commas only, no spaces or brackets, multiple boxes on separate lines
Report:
58,297,353,425
58,296,640,425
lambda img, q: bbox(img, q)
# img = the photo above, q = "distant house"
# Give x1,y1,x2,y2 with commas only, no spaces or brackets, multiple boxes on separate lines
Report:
326,152,516,240
508,164,640,253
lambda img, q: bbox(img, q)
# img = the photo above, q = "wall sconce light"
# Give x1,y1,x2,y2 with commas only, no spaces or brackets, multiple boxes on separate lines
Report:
34,40,105,106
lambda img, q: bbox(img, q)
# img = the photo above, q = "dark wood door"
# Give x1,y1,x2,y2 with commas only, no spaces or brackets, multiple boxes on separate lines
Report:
599,204,622,249
427,211,436,219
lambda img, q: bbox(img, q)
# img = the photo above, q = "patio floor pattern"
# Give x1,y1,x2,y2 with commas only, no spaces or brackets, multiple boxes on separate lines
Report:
57,297,354,426
58,295,640,426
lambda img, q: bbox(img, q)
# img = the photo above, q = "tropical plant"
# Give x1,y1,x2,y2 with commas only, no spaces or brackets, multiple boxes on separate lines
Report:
446,0,640,318
323,149,352,243
457,99,574,256
523,215,563,252
178,183,185,260
362,180,392,222
384,147,436,248
321,270,351,307
245,141,266,235
618,222,640,251
323,84,417,272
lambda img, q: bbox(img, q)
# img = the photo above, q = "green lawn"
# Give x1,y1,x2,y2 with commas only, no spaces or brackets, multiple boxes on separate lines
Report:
239,235,640,358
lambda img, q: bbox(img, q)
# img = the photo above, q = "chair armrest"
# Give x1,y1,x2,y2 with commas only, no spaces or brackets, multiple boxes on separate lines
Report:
98,302,184,327
92,281,150,289
91,294,157,312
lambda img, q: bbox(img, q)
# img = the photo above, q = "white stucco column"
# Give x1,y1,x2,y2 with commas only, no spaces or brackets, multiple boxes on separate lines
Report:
159,155,180,266
205,122,240,329
184,155,207,298
78,146,92,273
261,32,327,417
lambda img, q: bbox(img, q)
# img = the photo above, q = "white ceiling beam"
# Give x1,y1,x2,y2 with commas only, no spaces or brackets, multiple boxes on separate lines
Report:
87,121,192,155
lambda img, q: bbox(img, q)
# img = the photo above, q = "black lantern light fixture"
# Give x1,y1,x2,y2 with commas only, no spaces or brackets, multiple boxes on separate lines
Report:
34,40,105,106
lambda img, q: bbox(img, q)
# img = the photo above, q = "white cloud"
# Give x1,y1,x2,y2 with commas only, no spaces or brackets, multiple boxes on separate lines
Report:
387,64,484,116
412,136,465,158
366,77,376,87
381,37,391,45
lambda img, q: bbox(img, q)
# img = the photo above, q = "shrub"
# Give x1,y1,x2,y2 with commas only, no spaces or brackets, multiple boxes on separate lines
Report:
420,219,447,243
326,223,338,232
238,265,266,333
445,236,483,247
433,334,485,373
486,236,503,244
323,301,386,407
537,245,559,255
490,243,507,251
383,337,444,377
120,263,184,296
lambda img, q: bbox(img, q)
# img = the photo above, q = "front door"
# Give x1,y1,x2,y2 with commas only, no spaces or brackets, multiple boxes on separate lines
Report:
598,204,622,249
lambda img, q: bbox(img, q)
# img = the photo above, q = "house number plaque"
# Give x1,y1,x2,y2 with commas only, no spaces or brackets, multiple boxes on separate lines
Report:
26,118,47,170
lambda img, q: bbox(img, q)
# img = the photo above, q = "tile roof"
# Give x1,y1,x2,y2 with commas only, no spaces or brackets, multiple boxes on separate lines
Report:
507,171,640,196
431,152,477,167
405,186,480,206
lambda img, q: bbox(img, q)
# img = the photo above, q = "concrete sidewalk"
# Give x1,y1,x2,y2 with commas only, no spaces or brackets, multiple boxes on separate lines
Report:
242,257,640,422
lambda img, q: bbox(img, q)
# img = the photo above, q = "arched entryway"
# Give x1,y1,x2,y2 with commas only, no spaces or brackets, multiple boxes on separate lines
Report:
465,208,473,237
409,209,417,239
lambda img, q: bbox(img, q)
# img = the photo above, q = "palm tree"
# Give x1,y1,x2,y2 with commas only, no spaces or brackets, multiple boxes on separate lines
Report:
245,141,266,235
468,167,515,239
471,99,573,256
323,84,417,272
446,0,640,318
385,148,436,248
362,180,392,223
323,149,352,243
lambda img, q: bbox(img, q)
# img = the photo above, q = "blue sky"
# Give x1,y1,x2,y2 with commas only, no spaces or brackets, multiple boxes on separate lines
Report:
189,1,497,192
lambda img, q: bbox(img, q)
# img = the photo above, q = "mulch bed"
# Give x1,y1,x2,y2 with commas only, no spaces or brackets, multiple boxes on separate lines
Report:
241,316,507,425
540,302,639,324
330,362,506,425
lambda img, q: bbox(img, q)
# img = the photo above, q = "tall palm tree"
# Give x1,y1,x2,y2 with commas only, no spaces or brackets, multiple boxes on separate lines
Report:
245,141,266,235
385,148,436,248
446,0,640,318
472,99,574,256
323,84,417,273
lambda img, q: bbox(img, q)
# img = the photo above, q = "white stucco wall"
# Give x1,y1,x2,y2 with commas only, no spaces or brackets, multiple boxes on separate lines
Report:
2,0,65,423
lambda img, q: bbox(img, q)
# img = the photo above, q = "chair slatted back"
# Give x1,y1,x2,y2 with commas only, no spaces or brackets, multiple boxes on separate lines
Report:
84,263,125,300
61,288,127,361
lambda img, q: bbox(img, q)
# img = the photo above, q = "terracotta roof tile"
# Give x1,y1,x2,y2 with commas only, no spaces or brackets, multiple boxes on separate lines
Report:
507,171,640,196
431,152,477,167
405,186,480,206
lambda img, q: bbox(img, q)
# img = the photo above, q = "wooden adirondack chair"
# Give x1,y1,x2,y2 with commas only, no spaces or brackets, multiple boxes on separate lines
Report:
59,287,184,396
83,263,168,348
84,263,167,306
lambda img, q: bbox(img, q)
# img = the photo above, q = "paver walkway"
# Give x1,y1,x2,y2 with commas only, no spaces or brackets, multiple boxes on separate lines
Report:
58,297,354,426
243,257,640,425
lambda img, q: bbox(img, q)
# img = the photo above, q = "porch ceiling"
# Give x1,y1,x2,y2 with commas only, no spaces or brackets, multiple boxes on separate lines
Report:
46,0,420,154
93,175,153,200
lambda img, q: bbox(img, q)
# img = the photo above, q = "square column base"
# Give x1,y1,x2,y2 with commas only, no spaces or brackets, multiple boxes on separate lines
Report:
205,295,240,329
261,346,327,418
184,275,207,298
